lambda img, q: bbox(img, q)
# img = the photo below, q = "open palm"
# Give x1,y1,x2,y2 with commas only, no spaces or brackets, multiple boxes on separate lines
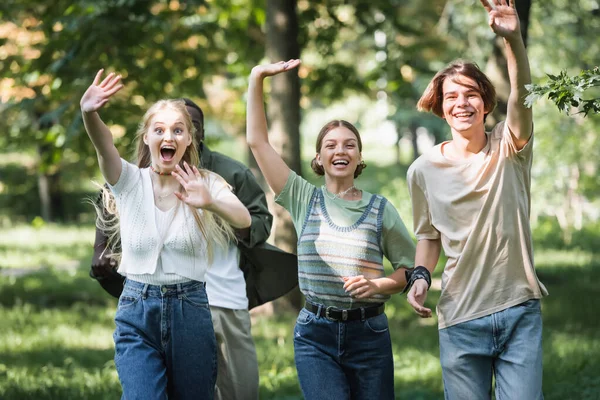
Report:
251,59,301,79
480,0,520,39
173,163,214,209
80,69,123,113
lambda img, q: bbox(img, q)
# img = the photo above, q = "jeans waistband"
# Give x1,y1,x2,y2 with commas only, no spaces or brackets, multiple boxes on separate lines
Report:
124,278,205,297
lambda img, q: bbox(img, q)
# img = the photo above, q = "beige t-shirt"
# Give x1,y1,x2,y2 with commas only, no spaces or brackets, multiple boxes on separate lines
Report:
407,121,548,329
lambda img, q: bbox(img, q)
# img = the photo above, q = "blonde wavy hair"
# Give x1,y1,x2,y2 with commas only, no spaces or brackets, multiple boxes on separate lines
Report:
95,99,235,265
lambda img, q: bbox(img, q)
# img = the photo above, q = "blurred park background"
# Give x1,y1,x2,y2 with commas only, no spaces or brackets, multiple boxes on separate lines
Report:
0,0,599,399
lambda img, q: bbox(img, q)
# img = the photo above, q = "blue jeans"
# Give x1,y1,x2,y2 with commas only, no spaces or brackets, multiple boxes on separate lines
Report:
439,299,544,400
293,306,394,400
113,279,217,400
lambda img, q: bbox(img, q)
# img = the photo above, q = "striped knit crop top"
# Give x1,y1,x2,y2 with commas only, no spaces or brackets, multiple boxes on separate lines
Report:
297,188,389,309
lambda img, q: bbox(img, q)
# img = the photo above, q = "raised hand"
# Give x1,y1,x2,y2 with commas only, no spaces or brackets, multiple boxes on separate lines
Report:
172,162,214,209
479,0,521,40
80,69,123,113
250,59,301,80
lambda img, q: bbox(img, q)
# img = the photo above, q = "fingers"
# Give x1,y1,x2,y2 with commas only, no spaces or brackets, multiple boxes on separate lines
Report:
192,165,202,179
92,69,104,86
99,72,116,88
479,0,492,12
342,275,365,290
104,74,122,91
183,161,195,177
174,163,190,181
105,83,124,98
407,285,432,318
282,59,301,71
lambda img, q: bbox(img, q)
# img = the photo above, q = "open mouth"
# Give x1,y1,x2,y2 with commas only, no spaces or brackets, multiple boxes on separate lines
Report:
454,112,473,119
332,160,349,166
160,146,176,161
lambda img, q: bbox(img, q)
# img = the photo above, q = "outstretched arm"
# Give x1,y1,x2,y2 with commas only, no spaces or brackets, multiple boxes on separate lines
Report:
80,69,124,185
246,60,301,196
481,0,532,149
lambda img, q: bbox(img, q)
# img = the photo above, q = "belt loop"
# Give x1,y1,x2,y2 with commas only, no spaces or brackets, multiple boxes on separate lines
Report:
316,303,322,320
360,307,366,321
142,284,149,299
177,283,183,299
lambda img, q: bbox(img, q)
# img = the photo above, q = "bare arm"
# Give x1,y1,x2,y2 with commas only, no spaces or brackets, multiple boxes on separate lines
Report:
246,60,300,196
343,267,411,297
481,0,532,149
407,238,442,318
80,70,124,184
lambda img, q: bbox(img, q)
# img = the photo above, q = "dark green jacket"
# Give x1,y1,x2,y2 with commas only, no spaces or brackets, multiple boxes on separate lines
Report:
90,144,298,309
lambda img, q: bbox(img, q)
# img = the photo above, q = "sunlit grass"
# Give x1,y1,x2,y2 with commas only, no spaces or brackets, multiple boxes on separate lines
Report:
0,224,94,270
0,224,597,399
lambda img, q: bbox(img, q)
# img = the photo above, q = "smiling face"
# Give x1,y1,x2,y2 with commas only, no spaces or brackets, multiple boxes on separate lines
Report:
143,108,192,173
441,74,489,137
315,126,361,180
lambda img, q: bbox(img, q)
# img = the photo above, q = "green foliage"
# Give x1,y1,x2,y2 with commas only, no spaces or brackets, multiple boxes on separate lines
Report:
526,67,600,116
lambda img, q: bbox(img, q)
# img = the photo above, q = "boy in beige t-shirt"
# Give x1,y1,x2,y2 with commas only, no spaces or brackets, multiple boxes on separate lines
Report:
406,1,547,399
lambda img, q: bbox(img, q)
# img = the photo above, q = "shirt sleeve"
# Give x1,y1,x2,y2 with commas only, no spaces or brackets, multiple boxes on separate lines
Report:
107,159,140,198
207,172,236,202
381,201,416,270
495,120,534,163
407,163,440,241
274,171,316,237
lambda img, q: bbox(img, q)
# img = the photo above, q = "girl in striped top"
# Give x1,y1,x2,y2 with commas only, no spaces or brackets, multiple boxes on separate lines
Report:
247,60,416,400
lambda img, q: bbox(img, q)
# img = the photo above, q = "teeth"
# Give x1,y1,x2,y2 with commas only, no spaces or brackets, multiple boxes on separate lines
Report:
333,160,349,165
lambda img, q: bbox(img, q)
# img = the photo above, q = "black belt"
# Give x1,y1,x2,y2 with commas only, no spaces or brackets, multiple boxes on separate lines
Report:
304,301,385,322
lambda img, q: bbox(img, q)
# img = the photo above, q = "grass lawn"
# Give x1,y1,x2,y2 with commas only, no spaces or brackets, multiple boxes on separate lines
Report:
0,224,599,399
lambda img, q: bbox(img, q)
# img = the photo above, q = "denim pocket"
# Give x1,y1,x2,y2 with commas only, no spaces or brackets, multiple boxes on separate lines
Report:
296,308,315,326
182,290,209,309
117,290,142,310
365,313,389,333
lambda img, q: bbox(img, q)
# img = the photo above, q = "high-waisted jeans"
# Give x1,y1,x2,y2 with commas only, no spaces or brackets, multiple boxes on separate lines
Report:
113,279,217,400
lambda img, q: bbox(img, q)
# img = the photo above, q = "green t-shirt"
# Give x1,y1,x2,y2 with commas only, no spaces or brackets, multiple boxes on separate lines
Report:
275,171,415,270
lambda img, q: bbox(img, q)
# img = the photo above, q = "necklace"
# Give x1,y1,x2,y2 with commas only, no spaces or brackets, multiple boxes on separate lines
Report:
157,190,175,200
151,174,178,200
150,165,171,176
323,185,357,200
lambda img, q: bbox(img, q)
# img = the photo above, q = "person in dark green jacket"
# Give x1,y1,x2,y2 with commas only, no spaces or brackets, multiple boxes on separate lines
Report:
90,98,297,400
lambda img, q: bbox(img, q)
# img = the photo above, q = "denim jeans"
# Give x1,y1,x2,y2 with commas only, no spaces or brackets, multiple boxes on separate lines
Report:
114,279,217,400
293,306,394,400
439,299,544,400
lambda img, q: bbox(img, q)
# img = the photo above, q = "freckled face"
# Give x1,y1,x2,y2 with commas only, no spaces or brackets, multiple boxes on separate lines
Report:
143,108,192,172
316,127,361,179
442,75,487,134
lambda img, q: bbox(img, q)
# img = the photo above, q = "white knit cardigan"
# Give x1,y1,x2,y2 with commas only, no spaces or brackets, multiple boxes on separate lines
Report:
109,159,229,282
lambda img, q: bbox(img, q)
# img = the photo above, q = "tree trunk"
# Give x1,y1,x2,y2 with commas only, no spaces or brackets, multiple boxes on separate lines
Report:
485,0,531,125
262,0,303,312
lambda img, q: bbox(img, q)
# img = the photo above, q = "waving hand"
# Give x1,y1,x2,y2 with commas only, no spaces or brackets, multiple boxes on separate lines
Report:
81,69,123,113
